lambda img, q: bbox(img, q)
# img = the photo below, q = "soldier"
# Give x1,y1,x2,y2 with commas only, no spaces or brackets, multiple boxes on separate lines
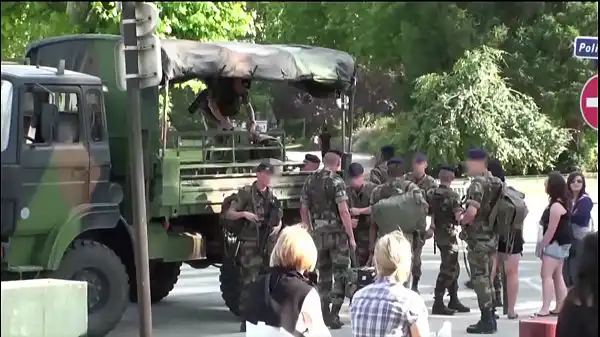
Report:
369,145,394,185
302,153,321,172
459,149,501,334
347,162,377,267
404,152,438,293
224,162,283,332
369,157,425,282
300,150,355,329
428,164,470,315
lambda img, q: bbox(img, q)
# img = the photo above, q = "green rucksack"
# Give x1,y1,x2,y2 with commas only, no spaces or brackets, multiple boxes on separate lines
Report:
489,182,529,238
372,190,428,236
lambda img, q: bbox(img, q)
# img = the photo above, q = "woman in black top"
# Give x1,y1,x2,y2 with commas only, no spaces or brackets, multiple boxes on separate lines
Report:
556,232,598,337
533,172,571,317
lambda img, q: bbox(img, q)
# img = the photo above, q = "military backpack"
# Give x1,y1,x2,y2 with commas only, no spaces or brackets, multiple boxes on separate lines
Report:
489,182,528,239
372,189,428,236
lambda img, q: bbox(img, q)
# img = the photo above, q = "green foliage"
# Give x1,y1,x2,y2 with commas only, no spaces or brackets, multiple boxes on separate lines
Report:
393,47,569,173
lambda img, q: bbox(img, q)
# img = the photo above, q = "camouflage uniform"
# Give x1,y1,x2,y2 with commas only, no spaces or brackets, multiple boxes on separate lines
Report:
301,169,350,327
347,181,377,266
404,172,438,291
369,163,388,185
228,182,282,320
464,171,500,333
428,185,470,314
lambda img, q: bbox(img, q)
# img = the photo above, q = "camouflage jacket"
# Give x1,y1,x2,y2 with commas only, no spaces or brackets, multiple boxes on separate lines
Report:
301,169,348,231
427,185,462,245
370,177,423,206
348,182,377,232
229,181,282,240
369,163,388,185
464,171,502,240
404,172,438,194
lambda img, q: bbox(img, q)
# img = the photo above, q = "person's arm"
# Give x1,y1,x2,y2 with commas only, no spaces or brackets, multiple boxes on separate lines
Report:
451,192,464,221
460,178,483,225
408,295,431,337
542,202,566,246
369,168,382,185
297,289,331,337
207,91,231,128
571,196,593,227
334,178,355,246
225,192,250,220
300,178,312,230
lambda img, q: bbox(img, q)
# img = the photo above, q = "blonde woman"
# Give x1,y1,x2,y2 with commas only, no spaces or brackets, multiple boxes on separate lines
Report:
350,231,430,337
244,225,330,337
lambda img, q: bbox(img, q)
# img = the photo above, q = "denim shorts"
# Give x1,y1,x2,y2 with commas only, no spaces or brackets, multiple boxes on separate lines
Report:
543,241,571,260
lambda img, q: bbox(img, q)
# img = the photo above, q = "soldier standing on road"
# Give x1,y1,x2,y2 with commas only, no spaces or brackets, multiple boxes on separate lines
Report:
300,150,355,329
404,152,438,293
347,162,377,267
428,164,471,315
369,145,395,185
459,149,501,334
224,162,283,332
369,157,425,277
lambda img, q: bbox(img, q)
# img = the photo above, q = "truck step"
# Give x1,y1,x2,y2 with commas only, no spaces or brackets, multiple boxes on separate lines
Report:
5,265,44,273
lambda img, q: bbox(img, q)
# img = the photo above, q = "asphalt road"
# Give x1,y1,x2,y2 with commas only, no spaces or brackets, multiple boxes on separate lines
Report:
107,151,597,337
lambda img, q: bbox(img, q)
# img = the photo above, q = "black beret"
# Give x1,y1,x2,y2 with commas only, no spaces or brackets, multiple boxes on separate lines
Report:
414,152,428,163
326,149,343,157
348,162,364,177
256,161,275,174
467,148,488,160
304,154,321,164
439,164,455,172
387,157,404,166
380,145,395,155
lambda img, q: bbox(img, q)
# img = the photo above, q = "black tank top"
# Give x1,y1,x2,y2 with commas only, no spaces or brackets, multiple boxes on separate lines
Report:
541,201,572,245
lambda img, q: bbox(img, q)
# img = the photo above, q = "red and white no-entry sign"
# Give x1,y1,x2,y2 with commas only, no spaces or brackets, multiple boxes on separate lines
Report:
580,74,598,130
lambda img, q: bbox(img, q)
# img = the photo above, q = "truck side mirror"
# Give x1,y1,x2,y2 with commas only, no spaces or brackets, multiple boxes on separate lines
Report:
40,103,58,142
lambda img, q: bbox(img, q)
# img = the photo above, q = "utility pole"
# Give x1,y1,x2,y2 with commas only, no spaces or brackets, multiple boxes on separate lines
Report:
119,2,162,336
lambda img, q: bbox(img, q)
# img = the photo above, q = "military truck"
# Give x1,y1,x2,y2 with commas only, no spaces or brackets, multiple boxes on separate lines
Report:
0,34,356,336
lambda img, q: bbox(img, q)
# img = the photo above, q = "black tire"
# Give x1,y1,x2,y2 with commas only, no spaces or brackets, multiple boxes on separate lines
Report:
219,253,242,316
129,261,181,303
51,239,128,337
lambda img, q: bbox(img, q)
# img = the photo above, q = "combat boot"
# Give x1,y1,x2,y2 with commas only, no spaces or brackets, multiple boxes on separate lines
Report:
328,303,344,329
411,277,420,294
466,308,497,334
447,280,470,313
432,281,455,315
321,302,332,326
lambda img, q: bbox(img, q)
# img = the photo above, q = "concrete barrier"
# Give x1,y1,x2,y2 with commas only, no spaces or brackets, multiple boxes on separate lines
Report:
1,279,87,337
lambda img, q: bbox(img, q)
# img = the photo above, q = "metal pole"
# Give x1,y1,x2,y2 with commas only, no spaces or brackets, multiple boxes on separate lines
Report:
121,3,153,336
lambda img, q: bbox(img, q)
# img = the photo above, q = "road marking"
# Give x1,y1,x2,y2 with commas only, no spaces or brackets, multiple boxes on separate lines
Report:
587,97,598,109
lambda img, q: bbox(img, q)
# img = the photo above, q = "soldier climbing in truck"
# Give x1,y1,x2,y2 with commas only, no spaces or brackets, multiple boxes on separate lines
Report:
0,34,356,337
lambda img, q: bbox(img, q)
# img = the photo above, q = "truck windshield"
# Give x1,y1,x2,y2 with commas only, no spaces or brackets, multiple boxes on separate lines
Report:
1,80,13,152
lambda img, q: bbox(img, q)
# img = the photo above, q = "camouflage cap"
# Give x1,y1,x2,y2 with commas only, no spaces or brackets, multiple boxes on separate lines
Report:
256,161,275,174
466,148,488,160
380,145,395,156
348,162,364,178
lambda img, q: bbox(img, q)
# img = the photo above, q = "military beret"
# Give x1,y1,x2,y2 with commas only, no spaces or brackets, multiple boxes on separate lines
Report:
414,152,428,163
387,157,404,166
467,148,488,160
304,153,321,164
348,162,364,177
380,145,395,156
326,149,343,157
439,164,455,172
256,161,275,174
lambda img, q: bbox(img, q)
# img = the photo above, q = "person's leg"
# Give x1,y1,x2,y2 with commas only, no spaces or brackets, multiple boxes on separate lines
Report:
503,253,520,318
314,232,333,322
403,232,414,288
238,241,262,332
446,241,470,313
538,255,559,315
411,231,424,293
433,244,456,315
329,231,351,329
466,248,496,333
551,259,568,313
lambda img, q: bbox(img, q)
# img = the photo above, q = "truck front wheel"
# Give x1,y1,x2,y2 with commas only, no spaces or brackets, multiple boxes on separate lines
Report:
219,253,242,316
129,261,181,303
52,239,129,337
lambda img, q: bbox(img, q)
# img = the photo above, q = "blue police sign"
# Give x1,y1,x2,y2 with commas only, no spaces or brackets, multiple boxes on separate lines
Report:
573,36,598,60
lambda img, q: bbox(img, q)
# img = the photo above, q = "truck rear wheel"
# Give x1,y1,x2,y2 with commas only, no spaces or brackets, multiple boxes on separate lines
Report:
219,253,242,316
129,261,181,303
52,239,128,337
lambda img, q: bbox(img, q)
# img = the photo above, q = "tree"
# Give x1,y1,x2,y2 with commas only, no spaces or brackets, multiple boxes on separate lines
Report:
393,47,570,173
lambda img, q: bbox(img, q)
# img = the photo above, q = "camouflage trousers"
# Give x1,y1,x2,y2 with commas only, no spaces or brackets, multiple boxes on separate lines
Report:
435,241,460,294
466,239,496,310
313,230,351,307
353,227,371,267
238,239,271,317
411,231,425,280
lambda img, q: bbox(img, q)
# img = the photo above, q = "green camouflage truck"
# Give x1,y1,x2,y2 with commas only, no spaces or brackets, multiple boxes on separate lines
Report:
0,34,356,336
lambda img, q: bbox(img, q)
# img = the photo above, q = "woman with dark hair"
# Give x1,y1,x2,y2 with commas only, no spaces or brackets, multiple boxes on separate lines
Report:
533,172,572,317
564,172,594,287
487,158,522,319
556,232,598,337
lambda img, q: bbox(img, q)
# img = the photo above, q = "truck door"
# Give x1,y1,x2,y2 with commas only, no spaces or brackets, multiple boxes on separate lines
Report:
84,88,111,202
18,86,90,236
1,79,19,241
